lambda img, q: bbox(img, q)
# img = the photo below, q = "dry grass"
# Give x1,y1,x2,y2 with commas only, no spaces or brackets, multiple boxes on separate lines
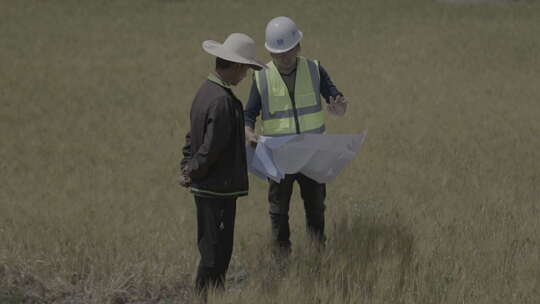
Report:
1,0,539,303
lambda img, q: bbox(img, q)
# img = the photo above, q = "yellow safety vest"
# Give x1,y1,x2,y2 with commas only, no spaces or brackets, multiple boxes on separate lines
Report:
255,56,325,136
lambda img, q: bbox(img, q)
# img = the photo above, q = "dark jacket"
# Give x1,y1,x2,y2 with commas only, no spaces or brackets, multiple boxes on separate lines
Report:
181,77,248,198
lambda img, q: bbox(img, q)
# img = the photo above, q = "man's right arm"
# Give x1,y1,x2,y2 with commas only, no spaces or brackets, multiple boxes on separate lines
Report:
179,131,192,187
180,131,192,168
244,78,262,145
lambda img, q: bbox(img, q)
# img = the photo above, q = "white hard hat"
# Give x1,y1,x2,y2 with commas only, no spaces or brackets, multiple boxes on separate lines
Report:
265,16,303,54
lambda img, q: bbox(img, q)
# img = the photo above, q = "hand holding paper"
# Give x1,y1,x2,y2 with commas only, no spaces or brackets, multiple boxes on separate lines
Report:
247,132,367,184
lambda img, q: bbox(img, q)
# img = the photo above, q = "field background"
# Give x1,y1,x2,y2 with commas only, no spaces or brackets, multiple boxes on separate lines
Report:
1,0,539,303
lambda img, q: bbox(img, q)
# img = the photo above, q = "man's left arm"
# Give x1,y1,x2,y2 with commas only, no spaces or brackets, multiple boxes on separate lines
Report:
319,64,347,116
187,98,232,179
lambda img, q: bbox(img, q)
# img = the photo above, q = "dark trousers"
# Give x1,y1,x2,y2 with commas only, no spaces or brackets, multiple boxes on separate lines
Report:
194,195,236,294
268,173,326,251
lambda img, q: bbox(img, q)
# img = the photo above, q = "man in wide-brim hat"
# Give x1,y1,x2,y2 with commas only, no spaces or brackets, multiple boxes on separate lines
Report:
179,33,266,295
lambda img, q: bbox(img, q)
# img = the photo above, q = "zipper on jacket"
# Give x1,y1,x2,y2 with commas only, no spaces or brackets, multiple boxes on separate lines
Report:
289,94,301,134
281,69,301,134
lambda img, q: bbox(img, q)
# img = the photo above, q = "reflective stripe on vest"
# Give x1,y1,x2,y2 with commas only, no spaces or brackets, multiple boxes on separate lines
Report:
256,57,325,136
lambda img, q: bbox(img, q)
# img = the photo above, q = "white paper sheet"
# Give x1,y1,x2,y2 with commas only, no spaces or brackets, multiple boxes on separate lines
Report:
247,131,367,183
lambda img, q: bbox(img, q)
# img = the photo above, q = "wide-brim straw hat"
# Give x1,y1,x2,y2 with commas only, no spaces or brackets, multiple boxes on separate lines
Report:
203,33,267,70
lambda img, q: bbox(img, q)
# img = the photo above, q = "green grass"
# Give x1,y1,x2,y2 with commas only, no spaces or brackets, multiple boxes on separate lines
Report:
1,0,539,303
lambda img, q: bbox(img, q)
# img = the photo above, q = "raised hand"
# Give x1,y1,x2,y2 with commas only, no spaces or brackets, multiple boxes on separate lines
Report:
327,95,347,116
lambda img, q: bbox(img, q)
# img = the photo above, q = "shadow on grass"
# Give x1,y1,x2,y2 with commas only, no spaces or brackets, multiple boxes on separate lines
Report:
240,213,416,303
307,213,416,303
338,215,415,301
0,294,26,304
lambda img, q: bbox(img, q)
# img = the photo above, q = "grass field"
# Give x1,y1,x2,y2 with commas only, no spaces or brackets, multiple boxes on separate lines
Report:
1,0,539,303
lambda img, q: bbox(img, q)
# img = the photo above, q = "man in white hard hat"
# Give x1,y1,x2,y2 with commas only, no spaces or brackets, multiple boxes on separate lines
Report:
179,33,266,295
244,17,347,256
